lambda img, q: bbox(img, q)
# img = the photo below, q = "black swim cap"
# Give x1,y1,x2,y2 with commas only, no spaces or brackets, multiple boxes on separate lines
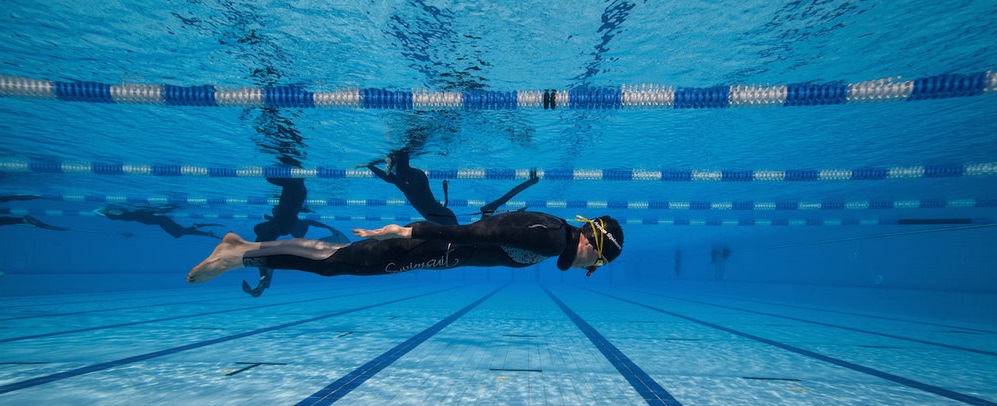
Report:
581,215,624,263
387,150,410,167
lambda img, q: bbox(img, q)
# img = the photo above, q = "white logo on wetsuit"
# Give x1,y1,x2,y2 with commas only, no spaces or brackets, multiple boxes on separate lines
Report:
384,243,460,273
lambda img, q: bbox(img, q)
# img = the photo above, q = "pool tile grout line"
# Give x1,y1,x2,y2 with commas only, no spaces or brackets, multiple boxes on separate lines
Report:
624,288,997,357
0,285,416,344
0,284,469,395
0,291,232,311
295,285,506,406
543,287,683,406
590,289,997,406
674,290,997,335
0,287,333,322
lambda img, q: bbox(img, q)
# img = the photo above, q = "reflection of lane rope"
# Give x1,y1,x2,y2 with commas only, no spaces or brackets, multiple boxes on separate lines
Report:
10,193,997,211
2,158,995,181
3,209,990,227
1,71,994,109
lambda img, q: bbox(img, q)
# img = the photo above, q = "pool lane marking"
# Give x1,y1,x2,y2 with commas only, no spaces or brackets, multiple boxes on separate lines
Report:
0,285,465,395
544,287,683,406
591,290,996,406
0,286,331,322
678,291,997,336
0,289,257,311
295,285,505,406
0,285,414,344
644,292,997,357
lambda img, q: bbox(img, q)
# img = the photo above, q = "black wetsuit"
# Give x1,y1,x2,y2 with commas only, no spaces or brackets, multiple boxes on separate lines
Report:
0,217,24,226
254,178,349,242
256,178,308,239
368,162,457,225
249,211,582,276
369,156,538,225
103,208,219,239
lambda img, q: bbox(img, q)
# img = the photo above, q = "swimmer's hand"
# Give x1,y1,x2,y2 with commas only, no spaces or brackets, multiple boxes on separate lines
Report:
353,224,412,240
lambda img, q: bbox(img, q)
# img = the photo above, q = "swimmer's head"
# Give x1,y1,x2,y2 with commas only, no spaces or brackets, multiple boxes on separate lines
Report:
578,215,624,276
386,150,410,174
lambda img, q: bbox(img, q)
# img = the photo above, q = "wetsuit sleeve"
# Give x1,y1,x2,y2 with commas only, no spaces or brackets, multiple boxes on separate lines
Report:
411,221,566,256
367,164,393,183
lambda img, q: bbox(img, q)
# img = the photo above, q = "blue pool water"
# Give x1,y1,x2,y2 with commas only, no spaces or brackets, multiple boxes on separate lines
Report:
1,1,996,404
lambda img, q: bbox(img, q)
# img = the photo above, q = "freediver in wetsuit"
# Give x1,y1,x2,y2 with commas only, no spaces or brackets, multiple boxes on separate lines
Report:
98,205,222,239
0,215,70,231
254,178,349,242
188,212,625,286
244,177,351,297
366,150,539,225
0,195,70,231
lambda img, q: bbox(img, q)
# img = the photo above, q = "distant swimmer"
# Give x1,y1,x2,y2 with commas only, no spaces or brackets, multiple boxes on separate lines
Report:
0,195,70,231
711,245,731,281
96,205,222,239
367,150,540,224
0,214,70,231
245,177,350,297
366,150,456,224
253,178,348,242
0,195,42,204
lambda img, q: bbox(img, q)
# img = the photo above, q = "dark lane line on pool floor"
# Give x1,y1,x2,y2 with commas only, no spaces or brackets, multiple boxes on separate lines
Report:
0,285,416,344
591,289,996,406
295,285,506,406
544,287,683,406
0,284,469,395
678,290,997,336
0,286,334,322
625,289,997,357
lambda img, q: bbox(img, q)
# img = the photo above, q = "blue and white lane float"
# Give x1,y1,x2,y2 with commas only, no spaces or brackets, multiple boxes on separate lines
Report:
12,194,997,212
2,208,989,227
1,159,994,181
1,70,994,110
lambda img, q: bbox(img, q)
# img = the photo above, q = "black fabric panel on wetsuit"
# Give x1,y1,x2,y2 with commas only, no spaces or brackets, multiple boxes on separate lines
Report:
412,211,569,257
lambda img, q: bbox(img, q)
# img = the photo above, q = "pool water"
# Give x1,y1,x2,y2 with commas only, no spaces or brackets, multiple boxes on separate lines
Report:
1,1,996,404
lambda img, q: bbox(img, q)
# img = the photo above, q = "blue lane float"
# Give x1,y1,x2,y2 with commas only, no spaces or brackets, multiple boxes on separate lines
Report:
4,208,992,228
2,70,993,110
36,193,993,211
2,158,994,182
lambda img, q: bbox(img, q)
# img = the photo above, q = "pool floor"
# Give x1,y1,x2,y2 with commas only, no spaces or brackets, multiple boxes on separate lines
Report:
0,279,994,405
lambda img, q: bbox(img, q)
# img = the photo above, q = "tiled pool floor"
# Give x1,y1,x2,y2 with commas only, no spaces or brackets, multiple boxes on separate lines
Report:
0,279,994,405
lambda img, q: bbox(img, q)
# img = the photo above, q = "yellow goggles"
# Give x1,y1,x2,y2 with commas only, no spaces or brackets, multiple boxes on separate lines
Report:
576,215,609,270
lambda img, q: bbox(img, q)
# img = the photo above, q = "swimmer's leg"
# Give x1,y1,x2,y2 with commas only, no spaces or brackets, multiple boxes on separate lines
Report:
244,237,345,261
188,233,260,283
188,233,345,284
23,215,70,231
479,169,539,217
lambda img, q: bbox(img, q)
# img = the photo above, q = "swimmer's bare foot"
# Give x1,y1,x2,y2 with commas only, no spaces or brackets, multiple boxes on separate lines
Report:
188,233,256,284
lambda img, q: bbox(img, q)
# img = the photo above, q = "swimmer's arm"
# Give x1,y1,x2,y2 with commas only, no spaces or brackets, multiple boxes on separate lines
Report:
366,163,391,182
353,224,411,240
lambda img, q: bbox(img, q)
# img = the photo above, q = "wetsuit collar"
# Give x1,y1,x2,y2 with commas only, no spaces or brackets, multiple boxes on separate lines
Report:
556,226,582,271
